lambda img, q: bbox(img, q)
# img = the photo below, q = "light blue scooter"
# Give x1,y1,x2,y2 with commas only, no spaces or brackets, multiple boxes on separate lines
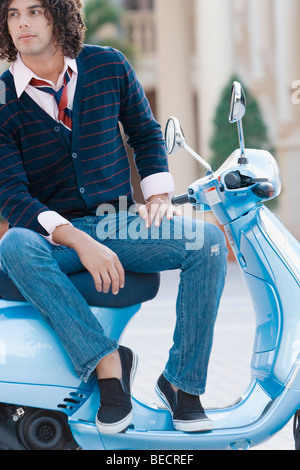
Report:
0,82,299,450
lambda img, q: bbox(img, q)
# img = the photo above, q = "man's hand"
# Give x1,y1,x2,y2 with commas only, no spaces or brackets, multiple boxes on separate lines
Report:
52,225,125,295
138,193,181,229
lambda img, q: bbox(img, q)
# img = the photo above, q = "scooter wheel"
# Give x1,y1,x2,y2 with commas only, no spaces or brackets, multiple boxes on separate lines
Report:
17,408,76,450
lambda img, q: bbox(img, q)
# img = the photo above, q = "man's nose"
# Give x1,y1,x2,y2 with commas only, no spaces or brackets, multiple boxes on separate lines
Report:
18,14,31,28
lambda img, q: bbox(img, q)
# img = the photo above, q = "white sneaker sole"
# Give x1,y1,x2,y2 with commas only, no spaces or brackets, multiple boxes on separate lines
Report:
96,410,133,434
96,350,138,434
173,417,213,432
155,384,213,433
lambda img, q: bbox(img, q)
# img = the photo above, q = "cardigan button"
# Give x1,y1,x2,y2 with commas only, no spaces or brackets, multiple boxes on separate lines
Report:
72,152,78,159
54,126,60,132
79,187,85,194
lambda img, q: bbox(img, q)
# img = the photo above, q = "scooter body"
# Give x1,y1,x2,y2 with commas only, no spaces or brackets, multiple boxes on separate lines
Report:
0,82,299,450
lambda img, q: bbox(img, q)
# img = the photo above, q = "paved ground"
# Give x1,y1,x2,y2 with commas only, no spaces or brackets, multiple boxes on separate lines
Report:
122,262,295,451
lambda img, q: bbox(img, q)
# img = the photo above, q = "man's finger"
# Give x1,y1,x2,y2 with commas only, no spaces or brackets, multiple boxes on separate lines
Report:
154,202,168,227
137,204,148,221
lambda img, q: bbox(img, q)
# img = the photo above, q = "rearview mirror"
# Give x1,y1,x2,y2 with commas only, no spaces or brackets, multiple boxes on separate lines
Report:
164,116,212,173
165,117,186,155
229,81,246,123
229,81,247,163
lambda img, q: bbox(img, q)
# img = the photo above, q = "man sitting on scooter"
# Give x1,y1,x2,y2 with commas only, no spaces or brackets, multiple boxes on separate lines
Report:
0,0,227,434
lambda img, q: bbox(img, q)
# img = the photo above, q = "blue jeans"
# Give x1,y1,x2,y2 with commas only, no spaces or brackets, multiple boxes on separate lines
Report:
0,213,227,395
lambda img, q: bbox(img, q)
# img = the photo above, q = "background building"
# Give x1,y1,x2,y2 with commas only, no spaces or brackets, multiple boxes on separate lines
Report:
121,0,300,240
0,0,299,240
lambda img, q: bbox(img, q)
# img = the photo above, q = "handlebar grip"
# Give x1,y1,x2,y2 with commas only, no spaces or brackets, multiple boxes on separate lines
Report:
251,182,275,199
224,171,242,189
171,193,190,205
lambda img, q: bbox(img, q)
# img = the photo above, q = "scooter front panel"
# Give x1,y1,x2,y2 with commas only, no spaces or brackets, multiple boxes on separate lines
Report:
228,206,300,396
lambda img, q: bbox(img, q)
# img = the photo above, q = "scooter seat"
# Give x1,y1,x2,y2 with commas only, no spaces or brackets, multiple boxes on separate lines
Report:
0,268,160,308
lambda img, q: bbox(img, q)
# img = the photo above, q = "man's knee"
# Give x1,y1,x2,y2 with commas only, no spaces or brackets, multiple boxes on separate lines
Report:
204,223,227,258
0,227,48,272
181,219,227,257
184,221,227,262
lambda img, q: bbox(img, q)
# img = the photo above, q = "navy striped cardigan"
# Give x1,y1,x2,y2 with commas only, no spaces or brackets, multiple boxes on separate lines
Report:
0,45,169,236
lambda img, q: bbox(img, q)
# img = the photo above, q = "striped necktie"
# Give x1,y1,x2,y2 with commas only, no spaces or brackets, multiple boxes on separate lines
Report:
30,67,73,138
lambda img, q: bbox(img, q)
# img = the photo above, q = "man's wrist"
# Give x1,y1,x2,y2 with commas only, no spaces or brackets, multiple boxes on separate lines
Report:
147,193,170,203
52,224,89,250
140,173,175,202
37,211,73,246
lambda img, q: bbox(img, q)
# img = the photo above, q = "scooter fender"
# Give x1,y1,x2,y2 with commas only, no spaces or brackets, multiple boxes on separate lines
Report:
0,300,140,413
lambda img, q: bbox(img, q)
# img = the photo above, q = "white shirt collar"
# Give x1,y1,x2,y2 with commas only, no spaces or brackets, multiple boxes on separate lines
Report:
10,53,78,98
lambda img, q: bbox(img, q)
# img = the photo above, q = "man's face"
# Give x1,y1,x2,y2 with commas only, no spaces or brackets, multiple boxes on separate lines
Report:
7,0,56,58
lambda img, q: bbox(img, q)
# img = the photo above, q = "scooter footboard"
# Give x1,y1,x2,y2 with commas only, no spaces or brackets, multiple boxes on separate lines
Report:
68,380,300,450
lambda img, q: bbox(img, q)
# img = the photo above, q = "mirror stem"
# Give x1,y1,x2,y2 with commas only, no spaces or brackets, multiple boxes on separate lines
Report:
237,120,248,164
182,142,212,173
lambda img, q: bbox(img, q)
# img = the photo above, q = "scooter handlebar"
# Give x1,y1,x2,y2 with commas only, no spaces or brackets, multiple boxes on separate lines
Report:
171,193,190,206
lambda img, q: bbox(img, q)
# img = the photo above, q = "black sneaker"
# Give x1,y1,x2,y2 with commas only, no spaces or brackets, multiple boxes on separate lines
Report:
155,374,213,432
96,345,138,434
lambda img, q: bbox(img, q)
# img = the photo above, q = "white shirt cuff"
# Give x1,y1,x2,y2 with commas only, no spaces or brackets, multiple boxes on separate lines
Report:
37,211,72,246
140,172,175,201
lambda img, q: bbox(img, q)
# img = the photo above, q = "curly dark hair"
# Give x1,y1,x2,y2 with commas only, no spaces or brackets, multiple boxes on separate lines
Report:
0,0,86,62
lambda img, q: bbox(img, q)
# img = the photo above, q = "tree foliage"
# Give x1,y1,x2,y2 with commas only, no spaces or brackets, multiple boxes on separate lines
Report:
83,0,136,64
